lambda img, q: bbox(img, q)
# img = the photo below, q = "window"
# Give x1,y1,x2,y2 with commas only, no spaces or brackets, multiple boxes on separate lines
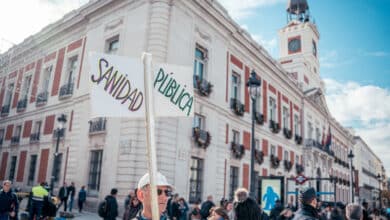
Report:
255,139,260,150
189,157,204,203
65,56,78,86
284,150,289,160
8,156,17,181
4,83,14,106
315,127,320,142
307,122,313,139
53,153,63,185
14,125,22,138
271,145,276,155
229,166,239,200
294,114,299,135
269,97,276,121
296,155,299,164
231,73,240,100
194,45,207,86
88,150,103,191
41,66,52,92
283,106,289,129
193,114,205,130
21,75,32,100
232,130,240,144
27,155,37,186
0,129,4,146
33,121,42,135
106,36,119,54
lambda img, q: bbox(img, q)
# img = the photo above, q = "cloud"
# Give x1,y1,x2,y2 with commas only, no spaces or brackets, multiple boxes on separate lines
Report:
218,0,285,21
324,78,390,176
0,0,88,52
251,34,278,58
319,50,339,68
364,51,389,57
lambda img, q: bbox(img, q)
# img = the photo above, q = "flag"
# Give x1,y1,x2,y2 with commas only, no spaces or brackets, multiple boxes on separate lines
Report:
325,126,332,151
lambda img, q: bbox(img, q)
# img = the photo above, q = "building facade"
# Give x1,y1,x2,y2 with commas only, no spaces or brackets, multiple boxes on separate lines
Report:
0,0,385,210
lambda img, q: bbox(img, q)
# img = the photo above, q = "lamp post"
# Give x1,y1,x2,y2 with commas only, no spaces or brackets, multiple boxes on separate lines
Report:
347,149,354,203
49,114,67,194
377,173,382,210
246,70,261,199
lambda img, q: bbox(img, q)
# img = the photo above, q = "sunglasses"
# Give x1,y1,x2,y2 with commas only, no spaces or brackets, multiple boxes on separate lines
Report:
157,189,172,197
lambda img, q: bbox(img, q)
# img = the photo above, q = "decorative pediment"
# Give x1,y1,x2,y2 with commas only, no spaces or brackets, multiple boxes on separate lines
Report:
305,88,331,116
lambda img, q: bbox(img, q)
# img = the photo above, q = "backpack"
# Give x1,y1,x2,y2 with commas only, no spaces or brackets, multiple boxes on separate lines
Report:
200,202,211,218
98,199,108,218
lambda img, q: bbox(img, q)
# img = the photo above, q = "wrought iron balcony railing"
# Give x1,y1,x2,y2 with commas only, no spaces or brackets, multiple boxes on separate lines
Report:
59,83,74,99
89,118,107,134
230,98,245,116
194,75,213,96
17,98,28,112
11,136,20,145
1,104,10,116
30,133,40,143
36,91,48,106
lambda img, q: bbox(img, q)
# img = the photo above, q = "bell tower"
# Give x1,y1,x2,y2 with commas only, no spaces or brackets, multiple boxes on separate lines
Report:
279,0,323,92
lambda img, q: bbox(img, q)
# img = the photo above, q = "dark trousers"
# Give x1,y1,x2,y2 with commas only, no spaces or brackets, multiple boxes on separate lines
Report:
29,200,44,220
78,200,84,212
58,198,68,212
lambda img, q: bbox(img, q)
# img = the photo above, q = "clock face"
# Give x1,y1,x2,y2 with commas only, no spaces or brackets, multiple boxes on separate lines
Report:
288,38,301,53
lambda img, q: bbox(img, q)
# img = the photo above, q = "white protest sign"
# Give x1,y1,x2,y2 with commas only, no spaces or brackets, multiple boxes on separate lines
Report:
152,63,194,117
89,52,145,118
89,52,194,118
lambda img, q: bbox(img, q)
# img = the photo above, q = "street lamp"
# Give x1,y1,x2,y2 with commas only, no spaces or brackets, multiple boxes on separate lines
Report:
246,70,261,199
50,114,67,194
377,173,382,210
347,149,354,203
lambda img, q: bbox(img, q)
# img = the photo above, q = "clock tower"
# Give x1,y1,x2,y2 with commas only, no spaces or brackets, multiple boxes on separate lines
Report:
279,0,323,92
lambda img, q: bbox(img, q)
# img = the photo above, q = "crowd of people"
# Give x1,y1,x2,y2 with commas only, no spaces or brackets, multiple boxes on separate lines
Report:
1,175,389,220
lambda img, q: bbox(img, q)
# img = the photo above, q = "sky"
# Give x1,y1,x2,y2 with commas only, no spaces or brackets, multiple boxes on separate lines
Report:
0,0,389,177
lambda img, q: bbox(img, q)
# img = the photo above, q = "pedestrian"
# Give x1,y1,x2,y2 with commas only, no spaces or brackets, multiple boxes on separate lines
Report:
345,203,362,220
226,201,235,220
270,200,284,220
319,204,332,220
68,182,76,212
103,188,119,220
0,180,18,220
200,195,215,220
208,207,229,220
123,197,142,220
361,201,369,220
178,197,189,220
58,182,69,212
292,187,319,220
190,200,201,220
277,208,294,220
78,185,87,213
132,171,173,220
124,189,136,209
233,188,261,220
29,182,49,220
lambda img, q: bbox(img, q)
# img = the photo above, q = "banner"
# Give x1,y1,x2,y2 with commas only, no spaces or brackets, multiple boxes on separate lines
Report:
89,52,194,118
260,177,283,215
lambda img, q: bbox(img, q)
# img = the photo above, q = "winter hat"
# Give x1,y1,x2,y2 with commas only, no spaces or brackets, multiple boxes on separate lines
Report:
299,187,316,204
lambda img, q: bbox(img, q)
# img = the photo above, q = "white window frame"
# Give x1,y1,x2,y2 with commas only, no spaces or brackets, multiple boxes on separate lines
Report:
282,106,289,129
4,82,15,106
40,65,53,93
294,114,299,135
194,44,208,82
232,130,240,144
269,96,276,121
20,74,32,101
193,113,205,130
231,72,241,100
307,122,313,139
105,35,120,54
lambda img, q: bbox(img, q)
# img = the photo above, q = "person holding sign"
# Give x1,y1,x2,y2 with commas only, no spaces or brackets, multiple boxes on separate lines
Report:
133,172,173,220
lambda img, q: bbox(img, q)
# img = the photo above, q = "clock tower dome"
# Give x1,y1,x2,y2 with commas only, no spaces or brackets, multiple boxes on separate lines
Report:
279,0,323,92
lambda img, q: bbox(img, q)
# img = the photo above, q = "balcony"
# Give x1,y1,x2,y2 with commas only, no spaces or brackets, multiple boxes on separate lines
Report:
284,160,293,172
30,133,40,143
36,91,48,106
305,138,334,156
230,98,245,116
254,149,264,165
270,154,280,168
255,112,264,125
10,136,20,145
17,98,28,112
89,118,107,134
283,128,292,139
269,120,280,133
294,134,302,145
192,127,211,149
53,128,66,139
1,104,10,116
231,142,245,159
194,75,213,96
295,163,304,174
59,83,74,99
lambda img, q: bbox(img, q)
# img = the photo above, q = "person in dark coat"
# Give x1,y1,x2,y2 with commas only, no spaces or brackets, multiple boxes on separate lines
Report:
200,195,215,220
67,182,76,212
58,182,69,212
123,197,142,220
362,201,369,220
233,188,261,220
104,188,119,220
292,187,319,220
78,185,87,213
270,200,284,220
0,180,18,220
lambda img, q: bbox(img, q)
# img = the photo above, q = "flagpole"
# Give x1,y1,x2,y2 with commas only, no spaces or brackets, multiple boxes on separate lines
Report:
142,52,160,220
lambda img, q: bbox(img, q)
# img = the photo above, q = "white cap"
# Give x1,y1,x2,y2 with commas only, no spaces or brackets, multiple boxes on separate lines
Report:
137,172,172,189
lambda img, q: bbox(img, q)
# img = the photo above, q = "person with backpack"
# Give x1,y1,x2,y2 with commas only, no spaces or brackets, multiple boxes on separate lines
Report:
0,180,18,220
200,195,215,220
99,188,119,220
